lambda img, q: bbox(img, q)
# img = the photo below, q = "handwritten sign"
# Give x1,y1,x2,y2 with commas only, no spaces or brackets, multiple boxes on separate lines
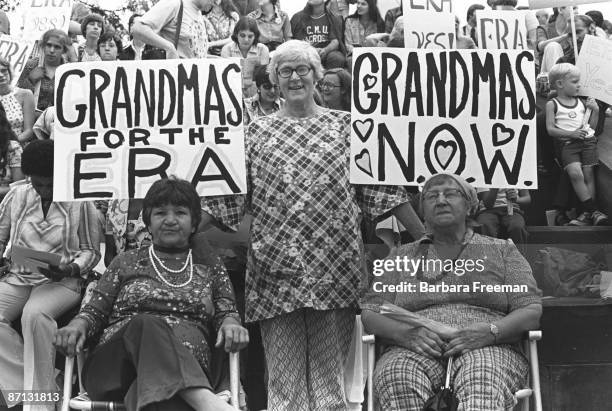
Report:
577,35,612,106
350,48,537,189
529,0,610,8
53,59,247,201
18,0,72,42
0,35,35,85
403,0,454,49
476,10,527,50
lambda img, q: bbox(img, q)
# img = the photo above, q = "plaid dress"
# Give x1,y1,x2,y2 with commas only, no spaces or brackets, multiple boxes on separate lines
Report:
202,109,410,322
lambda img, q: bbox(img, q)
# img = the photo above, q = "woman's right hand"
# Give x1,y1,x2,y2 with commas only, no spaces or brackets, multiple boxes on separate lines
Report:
54,318,88,357
28,66,45,83
396,326,446,358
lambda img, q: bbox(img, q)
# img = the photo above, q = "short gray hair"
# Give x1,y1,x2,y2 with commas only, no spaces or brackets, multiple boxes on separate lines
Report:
268,40,323,85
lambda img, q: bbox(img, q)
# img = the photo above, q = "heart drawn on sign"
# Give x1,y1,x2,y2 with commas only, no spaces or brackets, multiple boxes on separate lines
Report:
363,74,377,91
353,119,374,143
492,123,515,147
434,140,458,170
355,149,373,177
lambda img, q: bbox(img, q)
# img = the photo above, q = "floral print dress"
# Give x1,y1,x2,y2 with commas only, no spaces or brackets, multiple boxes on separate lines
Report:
76,246,240,372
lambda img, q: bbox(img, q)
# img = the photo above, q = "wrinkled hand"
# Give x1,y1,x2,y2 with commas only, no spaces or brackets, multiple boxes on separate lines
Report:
39,263,72,282
54,319,88,357
28,66,45,83
443,323,495,357
216,318,249,353
397,326,446,358
586,97,598,111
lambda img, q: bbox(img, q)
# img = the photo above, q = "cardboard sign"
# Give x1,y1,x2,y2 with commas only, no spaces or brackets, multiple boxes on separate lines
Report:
577,35,612,106
529,0,610,8
350,48,538,189
17,0,72,42
476,10,527,50
403,1,454,49
53,59,247,201
0,35,35,85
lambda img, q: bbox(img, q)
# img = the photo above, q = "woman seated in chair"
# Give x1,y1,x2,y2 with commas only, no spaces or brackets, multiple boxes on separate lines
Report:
56,178,248,411
0,139,100,411
361,173,542,411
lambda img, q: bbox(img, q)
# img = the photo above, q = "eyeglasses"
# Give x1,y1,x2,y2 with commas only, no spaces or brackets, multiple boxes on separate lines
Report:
261,83,279,90
318,81,342,90
277,65,311,79
422,189,464,202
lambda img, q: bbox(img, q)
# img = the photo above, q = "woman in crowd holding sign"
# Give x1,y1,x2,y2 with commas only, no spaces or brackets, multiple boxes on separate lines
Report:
0,58,34,144
17,29,70,112
361,173,542,411
201,40,425,410
0,140,100,411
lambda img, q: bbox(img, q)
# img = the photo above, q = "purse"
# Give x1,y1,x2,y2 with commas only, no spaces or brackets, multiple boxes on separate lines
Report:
423,357,459,411
142,0,183,60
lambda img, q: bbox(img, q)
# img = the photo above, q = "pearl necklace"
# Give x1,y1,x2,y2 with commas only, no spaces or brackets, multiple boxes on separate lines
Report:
148,246,193,288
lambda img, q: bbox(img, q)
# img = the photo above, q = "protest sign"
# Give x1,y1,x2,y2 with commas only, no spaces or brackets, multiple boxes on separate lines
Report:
529,0,610,8
577,35,612,106
403,0,454,49
0,35,35,84
53,59,247,201
350,48,537,189
476,10,527,50
17,0,72,42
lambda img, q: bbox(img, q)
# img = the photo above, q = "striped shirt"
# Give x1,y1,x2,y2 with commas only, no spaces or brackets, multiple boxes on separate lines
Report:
0,183,100,284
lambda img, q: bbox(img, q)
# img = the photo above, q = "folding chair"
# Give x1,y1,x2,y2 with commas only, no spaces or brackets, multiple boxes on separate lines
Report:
362,331,543,411
61,350,241,411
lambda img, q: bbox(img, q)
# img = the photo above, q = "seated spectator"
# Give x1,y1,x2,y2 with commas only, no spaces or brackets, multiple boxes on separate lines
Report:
344,0,384,58
221,17,270,98
0,58,34,144
247,0,291,51
243,65,283,126
384,1,402,34
17,29,70,113
118,13,145,60
97,32,123,61
204,0,240,56
0,102,24,199
132,0,213,59
55,178,247,411
585,10,607,37
319,67,351,112
476,188,531,245
463,4,485,45
78,13,104,62
361,173,542,411
545,63,608,226
291,0,346,69
0,140,100,410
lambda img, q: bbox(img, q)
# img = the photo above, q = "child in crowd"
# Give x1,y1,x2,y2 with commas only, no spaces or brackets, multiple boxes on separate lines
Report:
476,188,531,244
545,62,608,226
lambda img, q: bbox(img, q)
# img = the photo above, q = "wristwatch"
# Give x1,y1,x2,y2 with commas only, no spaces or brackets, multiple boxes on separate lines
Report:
489,323,499,343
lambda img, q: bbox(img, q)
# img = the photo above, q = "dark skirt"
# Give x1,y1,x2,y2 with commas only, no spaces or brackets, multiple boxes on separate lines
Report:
83,314,211,411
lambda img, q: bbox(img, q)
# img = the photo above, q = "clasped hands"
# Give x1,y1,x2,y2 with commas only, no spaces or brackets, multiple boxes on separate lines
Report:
39,263,76,282
397,323,495,358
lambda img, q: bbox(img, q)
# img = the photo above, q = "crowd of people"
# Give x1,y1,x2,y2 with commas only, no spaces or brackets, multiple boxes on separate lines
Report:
0,0,610,410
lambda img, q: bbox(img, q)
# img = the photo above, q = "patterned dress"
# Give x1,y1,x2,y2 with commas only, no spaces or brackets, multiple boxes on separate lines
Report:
362,230,542,410
202,109,411,322
75,246,240,372
0,90,24,136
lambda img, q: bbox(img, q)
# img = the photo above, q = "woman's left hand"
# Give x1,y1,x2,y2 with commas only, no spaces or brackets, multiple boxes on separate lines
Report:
39,263,73,282
216,318,249,353
443,322,495,357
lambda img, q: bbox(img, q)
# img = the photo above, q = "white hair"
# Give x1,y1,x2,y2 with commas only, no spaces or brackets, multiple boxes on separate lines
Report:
267,40,324,85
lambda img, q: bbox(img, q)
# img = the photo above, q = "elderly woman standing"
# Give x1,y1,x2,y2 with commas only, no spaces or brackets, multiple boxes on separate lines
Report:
56,178,247,411
361,173,542,410
201,40,424,410
0,140,100,410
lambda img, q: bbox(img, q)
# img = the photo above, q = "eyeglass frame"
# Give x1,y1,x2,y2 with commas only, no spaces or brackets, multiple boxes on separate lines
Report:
318,81,342,90
260,83,279,90
276,65,312,79
422,188,465,202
